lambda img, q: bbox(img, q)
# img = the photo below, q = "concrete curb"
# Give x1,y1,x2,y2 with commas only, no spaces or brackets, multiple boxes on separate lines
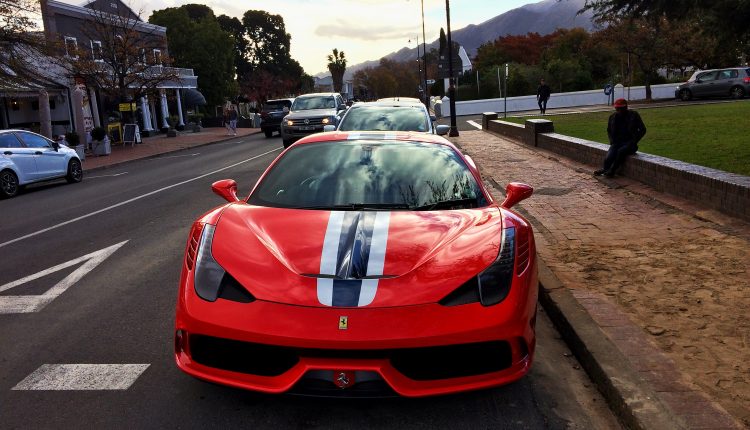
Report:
82,129,263,173
536,260,683,430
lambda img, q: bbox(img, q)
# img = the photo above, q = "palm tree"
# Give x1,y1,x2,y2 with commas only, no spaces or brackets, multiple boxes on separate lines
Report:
327,48,347,93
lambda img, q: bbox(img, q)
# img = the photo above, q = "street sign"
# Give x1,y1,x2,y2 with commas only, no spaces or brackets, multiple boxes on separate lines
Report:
426,79,435,85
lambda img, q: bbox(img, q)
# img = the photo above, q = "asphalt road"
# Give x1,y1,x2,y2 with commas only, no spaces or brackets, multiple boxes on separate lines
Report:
0,133,620,429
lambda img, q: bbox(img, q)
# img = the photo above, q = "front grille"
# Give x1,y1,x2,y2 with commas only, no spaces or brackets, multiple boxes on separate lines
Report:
189,334,512,381
189,334,299,376
289,117,325,126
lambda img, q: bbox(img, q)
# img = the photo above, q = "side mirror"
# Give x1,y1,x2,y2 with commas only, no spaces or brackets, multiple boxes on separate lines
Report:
212,179,240,203
52,142,60,151
430,115,437,122
695,79,703,84
338,104,347,111
435,125,451,136
500,182,533,209
323,125,336,132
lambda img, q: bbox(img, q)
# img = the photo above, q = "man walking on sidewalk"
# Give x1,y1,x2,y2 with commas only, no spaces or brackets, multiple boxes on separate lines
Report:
536,78,551,115
594,98,646,177
229,105,239,136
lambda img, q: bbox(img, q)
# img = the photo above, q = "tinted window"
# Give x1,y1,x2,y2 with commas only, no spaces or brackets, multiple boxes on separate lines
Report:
249,141,486,210
718,70,738,79
17,132,51,148
697,71,718,81
0,133,22,148
263,100,291,111
292,96,336,110
745,68,750,76
339,106,429,132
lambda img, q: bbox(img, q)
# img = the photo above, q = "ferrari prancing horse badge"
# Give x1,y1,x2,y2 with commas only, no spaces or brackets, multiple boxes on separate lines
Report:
338,316,348,330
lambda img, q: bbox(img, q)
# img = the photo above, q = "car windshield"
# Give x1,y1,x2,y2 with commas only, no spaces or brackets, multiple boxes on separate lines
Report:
248,140,487,210
338,106,429,132
292,96,336,110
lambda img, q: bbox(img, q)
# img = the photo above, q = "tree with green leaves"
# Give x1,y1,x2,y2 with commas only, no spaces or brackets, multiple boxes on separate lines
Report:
149,5,236,109
582,0,749,63
217,10,306,101
327,49,347,93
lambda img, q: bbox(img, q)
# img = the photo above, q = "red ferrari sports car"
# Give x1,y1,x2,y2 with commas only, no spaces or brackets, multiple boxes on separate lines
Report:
175,131,538,397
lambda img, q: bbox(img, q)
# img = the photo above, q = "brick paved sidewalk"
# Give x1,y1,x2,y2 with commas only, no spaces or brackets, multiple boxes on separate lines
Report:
454,131,749,429
81,127,261,171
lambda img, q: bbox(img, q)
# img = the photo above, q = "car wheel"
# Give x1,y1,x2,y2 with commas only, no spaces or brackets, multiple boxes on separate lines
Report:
730,86,745,99
1,169,19,198
66,159,83,183
264,129,273,138
282,139,292,148
679,89,692,101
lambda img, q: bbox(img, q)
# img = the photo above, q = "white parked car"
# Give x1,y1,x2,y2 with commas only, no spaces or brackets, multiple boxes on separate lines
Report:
325,100,450,135
0,129,83,198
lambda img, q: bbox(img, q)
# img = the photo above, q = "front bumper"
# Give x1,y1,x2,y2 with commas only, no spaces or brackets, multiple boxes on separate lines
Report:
175,283,537,397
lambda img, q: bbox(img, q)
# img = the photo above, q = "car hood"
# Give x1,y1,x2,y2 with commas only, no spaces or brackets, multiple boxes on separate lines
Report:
211,205,503,308
285,109,337,119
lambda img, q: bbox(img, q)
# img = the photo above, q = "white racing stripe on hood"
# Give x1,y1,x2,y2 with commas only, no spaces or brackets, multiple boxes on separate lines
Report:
317,211,345,306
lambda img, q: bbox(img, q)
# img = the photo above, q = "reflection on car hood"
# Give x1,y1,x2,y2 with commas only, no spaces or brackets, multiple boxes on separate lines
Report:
211,205,503,308
285,109,337,119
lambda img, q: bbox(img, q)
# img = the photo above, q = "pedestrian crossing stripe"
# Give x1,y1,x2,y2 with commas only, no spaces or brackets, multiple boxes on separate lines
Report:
12,364,150,390
0,241,128,314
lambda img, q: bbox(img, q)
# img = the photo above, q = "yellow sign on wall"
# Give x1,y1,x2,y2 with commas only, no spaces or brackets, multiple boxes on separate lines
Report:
118,103,136,112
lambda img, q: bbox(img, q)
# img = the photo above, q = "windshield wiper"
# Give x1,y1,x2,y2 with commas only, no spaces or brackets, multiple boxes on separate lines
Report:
412,198,478,211
294,203,411,211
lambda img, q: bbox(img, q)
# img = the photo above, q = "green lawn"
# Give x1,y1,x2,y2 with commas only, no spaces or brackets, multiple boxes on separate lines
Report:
503,101,750,176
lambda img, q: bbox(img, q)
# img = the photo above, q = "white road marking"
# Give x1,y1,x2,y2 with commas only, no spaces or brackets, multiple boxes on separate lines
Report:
0,148,281,249
146,153,200,160
0,241,128,314
467,120,482,129
86,172,128,179
12,364,149,390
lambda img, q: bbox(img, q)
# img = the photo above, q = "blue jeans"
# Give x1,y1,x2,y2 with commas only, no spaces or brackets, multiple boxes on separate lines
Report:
603,142,637,173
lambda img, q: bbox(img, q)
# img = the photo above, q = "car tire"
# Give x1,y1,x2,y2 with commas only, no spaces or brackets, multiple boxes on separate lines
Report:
1,169,19,199
65,159,83,183
264,129,273,138
730,86,745,99
679,89,692,101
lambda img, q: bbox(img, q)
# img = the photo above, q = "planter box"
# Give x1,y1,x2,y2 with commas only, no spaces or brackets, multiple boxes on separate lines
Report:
92,137,111,156
73,144,85,161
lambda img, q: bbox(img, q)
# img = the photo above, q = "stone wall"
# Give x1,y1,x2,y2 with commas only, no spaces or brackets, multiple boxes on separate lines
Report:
483,114,750,222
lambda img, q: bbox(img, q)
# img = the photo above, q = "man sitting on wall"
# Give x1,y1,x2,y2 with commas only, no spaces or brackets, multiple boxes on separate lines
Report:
594,98,646,178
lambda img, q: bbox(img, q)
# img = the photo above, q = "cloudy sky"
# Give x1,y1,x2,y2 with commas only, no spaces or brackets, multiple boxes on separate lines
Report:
62,0,534,75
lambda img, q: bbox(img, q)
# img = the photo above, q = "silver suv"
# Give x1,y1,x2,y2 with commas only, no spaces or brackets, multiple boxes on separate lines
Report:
675,67,750,100
280,93,347,148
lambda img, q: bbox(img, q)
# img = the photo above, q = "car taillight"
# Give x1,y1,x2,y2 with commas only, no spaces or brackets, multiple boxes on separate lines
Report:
744,77,750,84
185,222,205,270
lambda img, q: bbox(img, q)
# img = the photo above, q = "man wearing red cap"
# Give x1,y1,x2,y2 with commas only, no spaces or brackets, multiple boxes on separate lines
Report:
594,98,647,177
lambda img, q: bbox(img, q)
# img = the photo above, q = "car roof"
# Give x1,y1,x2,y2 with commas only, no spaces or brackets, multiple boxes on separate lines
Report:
265,98,295,103
377,97,422,103
352,101,427,109
295,93,339,98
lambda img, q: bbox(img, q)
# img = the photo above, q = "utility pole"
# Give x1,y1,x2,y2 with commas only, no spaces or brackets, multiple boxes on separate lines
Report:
420,0,428,108
446,0,458,137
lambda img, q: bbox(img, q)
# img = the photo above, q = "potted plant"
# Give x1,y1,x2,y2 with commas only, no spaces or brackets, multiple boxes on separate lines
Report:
188,113,203,133
90,126,111,156
64,131,85,161
166,115,179,137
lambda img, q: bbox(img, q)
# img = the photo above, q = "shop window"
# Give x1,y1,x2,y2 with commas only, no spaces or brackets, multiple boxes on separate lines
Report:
153,49,161,66
91,40,103,62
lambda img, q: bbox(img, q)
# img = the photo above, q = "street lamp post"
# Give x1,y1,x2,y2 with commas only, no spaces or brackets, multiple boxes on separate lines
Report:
445,0,458,137
420,0,428,108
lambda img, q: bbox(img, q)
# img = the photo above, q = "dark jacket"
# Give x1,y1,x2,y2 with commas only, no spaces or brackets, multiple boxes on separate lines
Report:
607,110,646,146
537,84,551,100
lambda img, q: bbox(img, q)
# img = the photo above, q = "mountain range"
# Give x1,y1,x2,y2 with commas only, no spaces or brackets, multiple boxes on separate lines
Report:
332,0,595,80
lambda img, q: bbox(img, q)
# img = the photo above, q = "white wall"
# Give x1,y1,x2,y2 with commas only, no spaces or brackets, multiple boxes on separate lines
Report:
441,83,679,116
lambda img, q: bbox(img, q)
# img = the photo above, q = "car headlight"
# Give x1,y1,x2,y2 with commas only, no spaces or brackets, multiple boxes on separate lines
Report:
321,117,330,124
193,224,225,301
477,227,515,306
286,120,294,126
